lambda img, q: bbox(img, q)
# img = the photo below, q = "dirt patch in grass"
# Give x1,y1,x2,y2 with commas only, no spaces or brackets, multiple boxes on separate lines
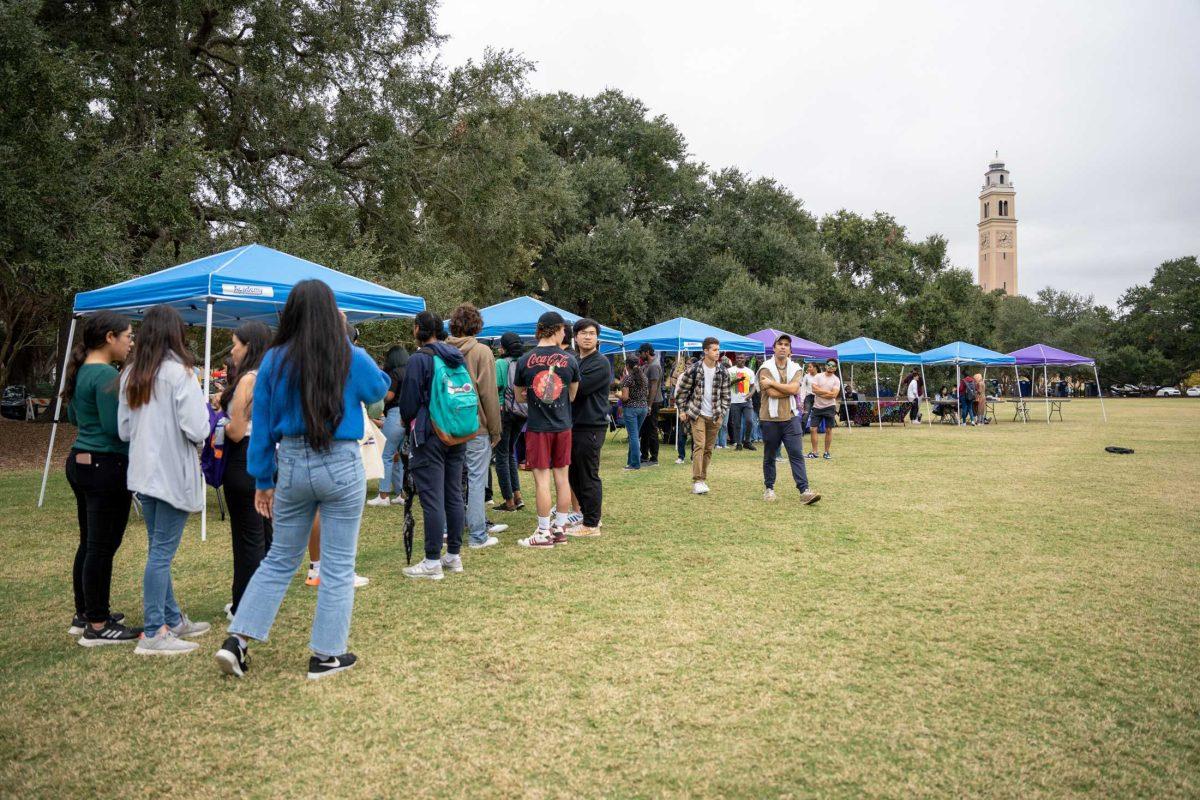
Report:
0,419,73,473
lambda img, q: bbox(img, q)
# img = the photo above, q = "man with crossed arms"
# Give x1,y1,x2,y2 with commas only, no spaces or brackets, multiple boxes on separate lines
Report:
757,333,821,506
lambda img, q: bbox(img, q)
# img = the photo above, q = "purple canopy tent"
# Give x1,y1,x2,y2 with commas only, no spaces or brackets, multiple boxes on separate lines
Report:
746,329,850,434
745,329,838,361
1008,344,1106,423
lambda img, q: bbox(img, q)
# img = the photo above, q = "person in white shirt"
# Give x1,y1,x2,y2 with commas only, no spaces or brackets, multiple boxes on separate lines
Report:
807,360,842,460
905,369,922,422
727,354,757,452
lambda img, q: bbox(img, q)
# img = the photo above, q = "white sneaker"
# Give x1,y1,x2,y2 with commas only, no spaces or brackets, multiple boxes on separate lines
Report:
390,493,406,505
440,554,464,573
469,535,500,549
763,488,777,502
518,530,556,549
692,481,709,495
169,614,211,638
354,574,370,588
366,495,391,507
674,457,685,465
403,560,444,581
488,522,509,534
566,512,583,527
224,602,234,622
134,631,199,656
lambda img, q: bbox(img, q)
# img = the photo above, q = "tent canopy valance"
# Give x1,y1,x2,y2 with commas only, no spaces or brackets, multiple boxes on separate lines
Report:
833,337,920,364
1008,343,1095,366
919,341,1016,365
746,329,837,361
623,317,763,354
72,243,426,328
470,296,624,353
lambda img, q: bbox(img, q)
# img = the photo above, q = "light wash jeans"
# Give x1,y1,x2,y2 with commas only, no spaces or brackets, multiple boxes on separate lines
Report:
230,438,365,657
379,406,406,494
464,434,492,546
138,494,188,636
716,412,728,447
623,405,648,468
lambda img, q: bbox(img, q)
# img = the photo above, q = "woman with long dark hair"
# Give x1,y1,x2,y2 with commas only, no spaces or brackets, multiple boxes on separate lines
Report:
218,320,273,619
619,355,650,470
64,311,139,645
118,305,212,655
216,280,388,680
367,344,409,507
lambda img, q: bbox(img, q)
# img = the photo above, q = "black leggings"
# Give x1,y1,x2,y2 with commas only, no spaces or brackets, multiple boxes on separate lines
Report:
66,450,132,623
223,451,273,614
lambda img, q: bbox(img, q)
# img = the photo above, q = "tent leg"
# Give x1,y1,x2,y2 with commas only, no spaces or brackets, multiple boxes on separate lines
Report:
38,317,78,508
920,364,932,428
200,300,214,542
1094,365,1107,422
873,355,882,430
1014,365,1024,423
1043,364,1050,424
838,362,851,434
956,364,961,425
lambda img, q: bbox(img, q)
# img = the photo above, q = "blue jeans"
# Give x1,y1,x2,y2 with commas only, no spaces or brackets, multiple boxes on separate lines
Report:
139,494,188,636
230,438,365,657
464,434,491,545
716,414,728,447
623,405,648,468
379,406,406,494
745,405,762,441
494,413,522,501
961,399,976,423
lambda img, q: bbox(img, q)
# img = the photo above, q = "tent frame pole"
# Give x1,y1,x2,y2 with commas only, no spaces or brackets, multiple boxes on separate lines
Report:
200,299,214,541
956,364,962,425
873,355,882,430
38,316,78,508
1094,364,1107,422
920,364,932,428
1014,365,1024,423
837,361,851,434
1043,364,1051,423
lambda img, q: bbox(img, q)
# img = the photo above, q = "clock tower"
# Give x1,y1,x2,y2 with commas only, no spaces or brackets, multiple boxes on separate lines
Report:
977,152,1018,295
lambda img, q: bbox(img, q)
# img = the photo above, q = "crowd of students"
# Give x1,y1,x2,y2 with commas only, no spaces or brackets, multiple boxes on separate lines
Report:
59,281,836,679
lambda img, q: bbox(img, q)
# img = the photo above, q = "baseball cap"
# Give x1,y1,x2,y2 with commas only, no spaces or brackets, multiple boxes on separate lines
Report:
537,311,566,329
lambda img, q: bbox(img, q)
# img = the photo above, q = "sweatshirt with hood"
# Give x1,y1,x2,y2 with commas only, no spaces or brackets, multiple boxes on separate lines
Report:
447,334,501,440
399,341,469,449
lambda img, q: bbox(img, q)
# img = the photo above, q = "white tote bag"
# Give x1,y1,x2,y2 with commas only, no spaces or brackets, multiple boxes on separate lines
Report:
359,406,387,482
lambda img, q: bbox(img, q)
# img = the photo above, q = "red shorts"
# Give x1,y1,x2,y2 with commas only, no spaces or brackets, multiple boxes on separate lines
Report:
524,430,573,470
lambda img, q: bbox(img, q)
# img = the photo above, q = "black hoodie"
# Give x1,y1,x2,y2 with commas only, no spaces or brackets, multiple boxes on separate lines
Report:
398,341,466,449
572,350,613,429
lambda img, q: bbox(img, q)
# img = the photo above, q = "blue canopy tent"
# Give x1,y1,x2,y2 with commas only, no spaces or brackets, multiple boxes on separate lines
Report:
918,341,1022,425
622,317,763,354
40,244,427,538
470,296,624,354
833,337,925,429
624,318,769,445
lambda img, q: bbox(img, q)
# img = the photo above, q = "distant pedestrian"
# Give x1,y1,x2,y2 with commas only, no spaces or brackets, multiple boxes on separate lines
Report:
807,359,842,459
567,318,612,536
757,334,820,506
674,338,730,495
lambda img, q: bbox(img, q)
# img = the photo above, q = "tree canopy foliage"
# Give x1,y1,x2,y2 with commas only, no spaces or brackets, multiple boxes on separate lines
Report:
1,0,1195,388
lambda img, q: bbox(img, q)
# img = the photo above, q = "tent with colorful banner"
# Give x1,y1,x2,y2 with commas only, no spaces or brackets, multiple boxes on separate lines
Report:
1008,343,1106,422
833,337,926,428
40,244,427,540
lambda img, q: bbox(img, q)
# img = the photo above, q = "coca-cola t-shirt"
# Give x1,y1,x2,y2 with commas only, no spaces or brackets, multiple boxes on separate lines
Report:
515,346,579,432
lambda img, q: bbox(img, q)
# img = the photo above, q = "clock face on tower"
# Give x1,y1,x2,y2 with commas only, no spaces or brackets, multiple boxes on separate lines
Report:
979,232,990,249
998,231,1013,248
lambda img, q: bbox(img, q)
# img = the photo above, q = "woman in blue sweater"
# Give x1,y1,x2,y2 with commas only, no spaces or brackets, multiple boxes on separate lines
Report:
216,280,388,680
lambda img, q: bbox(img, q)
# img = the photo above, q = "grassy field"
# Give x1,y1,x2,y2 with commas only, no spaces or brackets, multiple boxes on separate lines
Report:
1,399,1197,798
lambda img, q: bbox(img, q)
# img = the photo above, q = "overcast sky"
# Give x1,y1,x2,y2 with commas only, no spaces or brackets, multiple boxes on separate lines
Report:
437,0,1199,307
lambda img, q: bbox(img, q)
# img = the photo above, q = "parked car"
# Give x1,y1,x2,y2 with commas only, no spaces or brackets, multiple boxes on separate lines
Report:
1,385,28,420
1187,386,1200,397
1109,384,1141,397
1156,387,1181,397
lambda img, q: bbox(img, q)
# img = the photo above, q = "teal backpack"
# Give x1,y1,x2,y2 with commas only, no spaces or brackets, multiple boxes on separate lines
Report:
427,350,480,444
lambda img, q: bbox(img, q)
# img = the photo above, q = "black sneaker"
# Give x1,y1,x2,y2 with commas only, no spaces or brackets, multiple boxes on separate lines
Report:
307,652,357,680
644,460,659,467
78,619,141,647
734,444,743,451
68,612,125,636
744,443,756,451
215,635,249,678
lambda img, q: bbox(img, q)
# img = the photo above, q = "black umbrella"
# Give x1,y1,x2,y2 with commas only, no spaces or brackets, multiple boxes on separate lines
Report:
401,440,416,564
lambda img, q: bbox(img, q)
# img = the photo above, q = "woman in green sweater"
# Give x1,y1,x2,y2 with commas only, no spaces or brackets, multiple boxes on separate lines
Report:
64,311,139,645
